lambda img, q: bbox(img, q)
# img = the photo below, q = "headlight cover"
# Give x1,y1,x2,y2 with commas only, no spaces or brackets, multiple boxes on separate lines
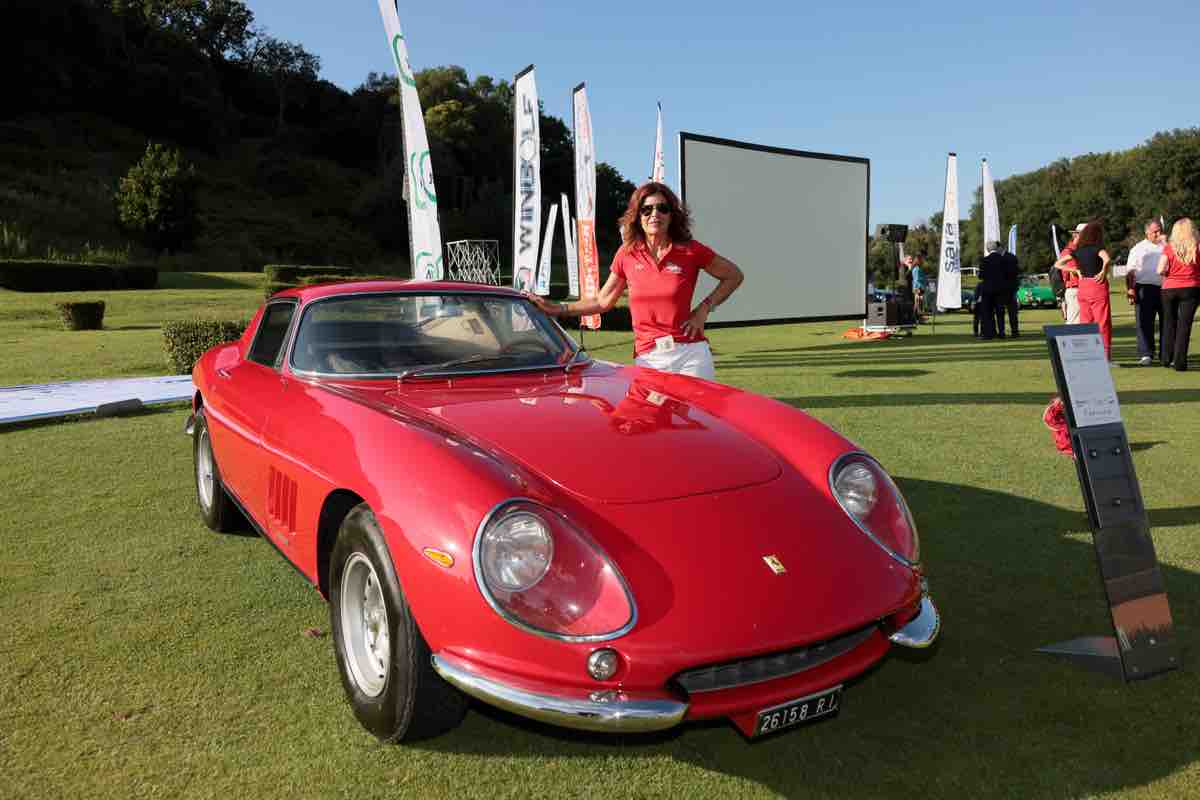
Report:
830,453,920,567
474,500,636,642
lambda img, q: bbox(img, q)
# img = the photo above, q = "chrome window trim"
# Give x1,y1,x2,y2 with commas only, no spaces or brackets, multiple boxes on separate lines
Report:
284,290,579,379
472,498,638,643
247,298,300,371
828,451,920,569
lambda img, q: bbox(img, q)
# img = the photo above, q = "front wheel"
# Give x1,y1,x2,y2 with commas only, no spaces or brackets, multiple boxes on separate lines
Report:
329,504,467,741
193,409,239,532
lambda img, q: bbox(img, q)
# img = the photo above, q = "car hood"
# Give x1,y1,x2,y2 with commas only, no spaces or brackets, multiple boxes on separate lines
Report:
352,363,784,504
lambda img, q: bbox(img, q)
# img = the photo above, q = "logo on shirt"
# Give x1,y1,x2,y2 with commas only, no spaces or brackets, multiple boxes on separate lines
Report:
664,263,683,274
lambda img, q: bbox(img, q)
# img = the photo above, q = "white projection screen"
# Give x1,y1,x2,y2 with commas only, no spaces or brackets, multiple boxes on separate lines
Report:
680,133,869,324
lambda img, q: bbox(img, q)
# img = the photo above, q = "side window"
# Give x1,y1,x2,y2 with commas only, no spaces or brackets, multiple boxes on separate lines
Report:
248,302,296,368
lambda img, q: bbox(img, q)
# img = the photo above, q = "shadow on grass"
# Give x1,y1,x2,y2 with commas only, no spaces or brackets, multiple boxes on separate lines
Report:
776,389,1200,409
833,369,933,378
415,479,1195,799
158,272,258,290
109,324,162,331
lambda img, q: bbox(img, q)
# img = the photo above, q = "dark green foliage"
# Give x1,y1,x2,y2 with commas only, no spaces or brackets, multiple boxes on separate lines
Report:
0,261,116,291
116,142,200,253
54,300,106,330
162,318,247,374
297,274,396,286
0,261,159,291
263,264,354,284
115,264,159,289
561,306,634,332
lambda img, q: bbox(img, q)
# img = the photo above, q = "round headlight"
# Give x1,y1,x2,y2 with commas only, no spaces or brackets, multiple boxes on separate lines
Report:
479,510,553,592
833,461,878,517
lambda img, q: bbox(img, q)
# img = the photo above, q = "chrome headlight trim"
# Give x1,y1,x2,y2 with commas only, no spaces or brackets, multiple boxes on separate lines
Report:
829,452,920,569
472,498,638,643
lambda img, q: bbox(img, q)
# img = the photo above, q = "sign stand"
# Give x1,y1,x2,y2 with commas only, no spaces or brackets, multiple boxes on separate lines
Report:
1039,324,1180,681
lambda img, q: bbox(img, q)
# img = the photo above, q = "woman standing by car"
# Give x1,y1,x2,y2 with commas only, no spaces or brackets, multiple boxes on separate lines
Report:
1055,221,1113,359
1156,217,1200,371
529,182,743,380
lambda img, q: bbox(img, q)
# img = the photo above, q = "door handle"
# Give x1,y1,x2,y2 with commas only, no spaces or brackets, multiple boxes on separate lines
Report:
216,367,232,379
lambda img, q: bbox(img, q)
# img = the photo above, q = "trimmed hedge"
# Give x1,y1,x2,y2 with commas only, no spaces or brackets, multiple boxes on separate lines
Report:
0,261,158,292
263,264,354,284
55,301,106,330
162,319,247,375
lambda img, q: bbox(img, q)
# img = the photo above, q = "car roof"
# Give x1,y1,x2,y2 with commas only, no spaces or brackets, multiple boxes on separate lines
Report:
271,280,525,302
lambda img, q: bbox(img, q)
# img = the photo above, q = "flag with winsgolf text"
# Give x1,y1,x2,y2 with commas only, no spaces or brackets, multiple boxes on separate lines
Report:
377,0,442,279
512,65,541,292
936,153,962,310
535,204,557,296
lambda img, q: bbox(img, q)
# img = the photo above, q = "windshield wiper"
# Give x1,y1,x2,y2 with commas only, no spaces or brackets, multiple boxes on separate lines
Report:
397,353,516,382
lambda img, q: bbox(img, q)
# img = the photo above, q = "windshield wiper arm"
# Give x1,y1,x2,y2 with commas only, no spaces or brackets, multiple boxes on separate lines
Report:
563,346,591,372
397,353,513,382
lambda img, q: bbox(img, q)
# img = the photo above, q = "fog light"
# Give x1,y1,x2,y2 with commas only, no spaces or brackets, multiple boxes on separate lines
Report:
587,648,620,681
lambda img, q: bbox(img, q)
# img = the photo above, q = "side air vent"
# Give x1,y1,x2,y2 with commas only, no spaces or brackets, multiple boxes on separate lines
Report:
268,467,298,534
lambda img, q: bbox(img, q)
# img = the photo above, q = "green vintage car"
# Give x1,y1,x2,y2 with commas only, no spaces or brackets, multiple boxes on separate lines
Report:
1016,274,1057,308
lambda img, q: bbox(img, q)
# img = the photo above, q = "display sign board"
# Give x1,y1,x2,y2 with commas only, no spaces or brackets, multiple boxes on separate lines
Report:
1040,324,1178,681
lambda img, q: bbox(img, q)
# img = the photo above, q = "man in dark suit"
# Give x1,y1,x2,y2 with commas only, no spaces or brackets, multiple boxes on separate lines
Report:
978,241,1007,339
1001,245,1020,337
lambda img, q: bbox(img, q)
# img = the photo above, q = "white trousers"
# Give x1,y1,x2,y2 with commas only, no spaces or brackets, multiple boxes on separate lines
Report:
1064,288,1080,323
634,340,716,381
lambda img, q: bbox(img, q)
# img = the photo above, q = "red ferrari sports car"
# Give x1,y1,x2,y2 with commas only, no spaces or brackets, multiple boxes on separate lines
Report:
188,281,938,741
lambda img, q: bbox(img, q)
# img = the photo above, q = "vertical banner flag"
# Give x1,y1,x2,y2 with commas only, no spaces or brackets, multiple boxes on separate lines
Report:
512,65,541,292
936,152,962,310
651,102,665,183
1160,215,1166,234
377,0,442,279
982,158,1000,255
1008,224,1018,256
1052,224,1062,258
572,83,601,330
561,192,579,297
535,204,557,296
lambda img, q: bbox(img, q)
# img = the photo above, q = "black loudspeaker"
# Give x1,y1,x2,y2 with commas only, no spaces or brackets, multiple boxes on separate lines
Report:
867,301,913,326
876,223,909,243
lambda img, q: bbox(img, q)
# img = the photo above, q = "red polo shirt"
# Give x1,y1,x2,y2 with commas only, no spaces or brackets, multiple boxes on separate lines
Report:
610,239,716,356
1060,243,1079,288
1161,243,1200,289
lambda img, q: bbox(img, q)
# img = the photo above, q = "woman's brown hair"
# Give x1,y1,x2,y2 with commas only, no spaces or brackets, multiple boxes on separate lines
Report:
1076,220,1105,248
618,182,693,245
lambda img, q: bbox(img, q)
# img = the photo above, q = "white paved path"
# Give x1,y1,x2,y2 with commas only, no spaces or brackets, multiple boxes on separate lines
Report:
0,376,194,425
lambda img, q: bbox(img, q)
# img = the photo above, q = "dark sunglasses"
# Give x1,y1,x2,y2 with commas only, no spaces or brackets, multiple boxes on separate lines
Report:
639,202,671,217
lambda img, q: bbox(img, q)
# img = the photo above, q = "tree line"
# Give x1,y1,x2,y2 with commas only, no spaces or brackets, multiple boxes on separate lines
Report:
4,0,634,266
870,129,1200,285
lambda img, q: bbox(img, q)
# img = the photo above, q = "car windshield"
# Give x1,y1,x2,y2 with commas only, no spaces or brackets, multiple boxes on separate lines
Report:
289,292,574,377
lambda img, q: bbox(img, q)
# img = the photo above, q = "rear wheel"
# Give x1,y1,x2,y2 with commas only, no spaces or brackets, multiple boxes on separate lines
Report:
329,503,467,741
193,410,238,532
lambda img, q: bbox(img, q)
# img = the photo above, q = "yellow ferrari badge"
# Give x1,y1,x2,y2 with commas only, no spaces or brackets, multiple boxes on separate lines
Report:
762,555,787,575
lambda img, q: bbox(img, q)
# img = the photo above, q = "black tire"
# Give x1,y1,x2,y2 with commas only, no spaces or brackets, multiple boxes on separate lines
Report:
329,503,467,742
193,409,239,533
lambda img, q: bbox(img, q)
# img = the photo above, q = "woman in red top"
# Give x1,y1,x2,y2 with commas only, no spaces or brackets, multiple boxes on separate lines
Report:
529,182,743,380
1156,217,1200,371
1055,220,1113,358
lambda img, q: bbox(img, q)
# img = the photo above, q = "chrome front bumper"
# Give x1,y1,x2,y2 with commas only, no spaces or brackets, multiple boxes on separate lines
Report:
888,592,940,649
431,653,689,733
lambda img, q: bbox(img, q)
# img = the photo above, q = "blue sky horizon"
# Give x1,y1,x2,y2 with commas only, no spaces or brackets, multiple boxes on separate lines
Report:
245,1,1195,230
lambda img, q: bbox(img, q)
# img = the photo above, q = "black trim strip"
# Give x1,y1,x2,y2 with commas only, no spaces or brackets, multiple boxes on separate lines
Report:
513,63,535,81
223,484,315,588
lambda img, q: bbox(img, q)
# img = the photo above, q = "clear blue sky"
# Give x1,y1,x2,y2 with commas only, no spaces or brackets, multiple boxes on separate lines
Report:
245,0,1195,229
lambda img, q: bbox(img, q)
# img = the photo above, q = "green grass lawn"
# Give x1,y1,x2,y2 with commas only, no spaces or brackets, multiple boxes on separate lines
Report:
1,283,1198,799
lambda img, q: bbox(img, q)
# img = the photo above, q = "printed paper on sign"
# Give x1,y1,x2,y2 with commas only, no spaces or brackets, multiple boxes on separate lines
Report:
1057,334,1121,427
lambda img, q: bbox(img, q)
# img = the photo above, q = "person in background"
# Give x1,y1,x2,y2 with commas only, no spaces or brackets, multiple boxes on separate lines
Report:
1001,242,1020,337
528,181,743,380
1156,217,1200,371
1056,223,1086,323
911,255,927,321
1126,219,1166,365
978,240,1007,339
1057,220,1113,359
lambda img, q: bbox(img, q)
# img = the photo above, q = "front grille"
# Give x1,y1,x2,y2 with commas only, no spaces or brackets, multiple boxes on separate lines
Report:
673,624,878,694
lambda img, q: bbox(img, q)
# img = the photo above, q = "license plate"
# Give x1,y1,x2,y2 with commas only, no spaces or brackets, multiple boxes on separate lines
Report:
754,685,842,737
